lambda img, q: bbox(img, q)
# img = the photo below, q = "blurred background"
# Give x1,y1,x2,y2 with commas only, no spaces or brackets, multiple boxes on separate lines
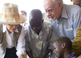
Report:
0,0,72,15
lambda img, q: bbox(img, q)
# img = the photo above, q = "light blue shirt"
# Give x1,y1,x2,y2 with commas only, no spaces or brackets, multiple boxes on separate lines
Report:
51,4,81,42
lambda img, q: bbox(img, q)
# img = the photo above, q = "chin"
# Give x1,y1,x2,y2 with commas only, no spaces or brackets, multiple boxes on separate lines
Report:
10,31,14,33
55,54,59,58
51,17,56,20
11,30,15,32
52,18,56,21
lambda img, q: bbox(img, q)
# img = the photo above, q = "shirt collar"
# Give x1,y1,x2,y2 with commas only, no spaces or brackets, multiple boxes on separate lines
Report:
30,22,44,35
3,25,18,33
61,4,68,19
66,52,75,58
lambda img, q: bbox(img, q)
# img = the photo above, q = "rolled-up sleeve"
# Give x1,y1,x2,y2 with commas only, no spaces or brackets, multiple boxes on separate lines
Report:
16,26,25,56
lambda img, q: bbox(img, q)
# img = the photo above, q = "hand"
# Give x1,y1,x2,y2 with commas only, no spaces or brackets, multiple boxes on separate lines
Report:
77,55,81,58
41,56,44,58
18,54,24,58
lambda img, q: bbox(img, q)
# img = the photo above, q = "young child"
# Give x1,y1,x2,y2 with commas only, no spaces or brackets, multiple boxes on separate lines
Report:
53,36,77,58
25,9,58,58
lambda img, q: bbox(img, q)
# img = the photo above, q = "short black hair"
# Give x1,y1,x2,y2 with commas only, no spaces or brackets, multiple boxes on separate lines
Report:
21,10,27,15
54,36,72,51
29,9,42,22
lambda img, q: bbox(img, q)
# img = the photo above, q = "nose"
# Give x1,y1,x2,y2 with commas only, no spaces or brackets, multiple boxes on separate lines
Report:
53,50,56,54
12,25,17,29
47,12,52,18
32,27,36,31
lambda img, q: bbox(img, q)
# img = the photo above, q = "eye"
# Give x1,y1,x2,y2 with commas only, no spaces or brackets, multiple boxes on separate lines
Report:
46,8,53,13
48,9,53,12
22,14,25,15
53,46,56,50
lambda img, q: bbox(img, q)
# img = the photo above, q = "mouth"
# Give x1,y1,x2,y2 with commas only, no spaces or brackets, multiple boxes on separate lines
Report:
54,53,58,57
12,29,16,31
50,17,53,19
49,15,54,19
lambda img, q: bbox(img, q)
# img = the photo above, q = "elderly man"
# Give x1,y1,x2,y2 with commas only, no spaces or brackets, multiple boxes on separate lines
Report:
43,0,81,58
0,3,26,58
43,0,81,42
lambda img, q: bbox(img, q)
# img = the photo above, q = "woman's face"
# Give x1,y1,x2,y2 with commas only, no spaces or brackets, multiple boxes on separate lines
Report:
6,24,19,33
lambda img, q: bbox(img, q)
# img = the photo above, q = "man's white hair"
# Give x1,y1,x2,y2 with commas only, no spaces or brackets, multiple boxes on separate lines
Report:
52,0,63,4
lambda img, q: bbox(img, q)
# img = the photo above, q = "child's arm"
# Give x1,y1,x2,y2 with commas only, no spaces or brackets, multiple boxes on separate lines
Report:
41,49,51,58
26,51,34,58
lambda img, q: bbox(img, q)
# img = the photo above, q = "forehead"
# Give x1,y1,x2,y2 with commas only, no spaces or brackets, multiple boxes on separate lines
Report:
53,41,60,47
6,24,18,27
30,19,42,27
72,0,79,2
43,0,55,10
21,11,24,13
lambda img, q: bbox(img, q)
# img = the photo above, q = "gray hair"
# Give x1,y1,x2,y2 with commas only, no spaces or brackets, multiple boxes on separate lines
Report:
52,0,63,4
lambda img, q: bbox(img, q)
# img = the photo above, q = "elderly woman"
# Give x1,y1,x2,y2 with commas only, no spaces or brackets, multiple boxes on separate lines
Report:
0,3,26,58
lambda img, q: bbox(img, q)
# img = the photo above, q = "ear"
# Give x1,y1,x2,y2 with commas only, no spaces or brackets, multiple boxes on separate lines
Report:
61,43,66,48
58,1,63,7
70,0,72,2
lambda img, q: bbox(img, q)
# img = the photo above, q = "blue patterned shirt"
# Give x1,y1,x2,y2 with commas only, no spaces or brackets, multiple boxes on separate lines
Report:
66,52,77,58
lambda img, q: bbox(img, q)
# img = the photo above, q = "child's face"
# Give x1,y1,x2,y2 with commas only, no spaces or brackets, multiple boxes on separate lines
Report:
30,19,42,34
53,42,64,58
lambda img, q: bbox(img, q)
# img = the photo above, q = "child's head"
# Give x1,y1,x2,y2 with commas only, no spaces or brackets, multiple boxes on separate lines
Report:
71,0,81,6
29,9,43,34
53,36,72,58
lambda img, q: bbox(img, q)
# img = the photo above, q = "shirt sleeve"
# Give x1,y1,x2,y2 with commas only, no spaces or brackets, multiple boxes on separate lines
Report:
49,25,59,49
73,9,81,37
16,26,25,56
25,27,31,51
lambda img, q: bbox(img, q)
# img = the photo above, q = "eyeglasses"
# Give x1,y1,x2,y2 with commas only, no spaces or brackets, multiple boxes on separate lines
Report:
46,8,53,13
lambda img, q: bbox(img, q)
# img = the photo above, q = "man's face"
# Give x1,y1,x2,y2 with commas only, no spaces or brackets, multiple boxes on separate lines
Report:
21,12,27,17
6,24,19,33
53,42,64,58
43,0,62,20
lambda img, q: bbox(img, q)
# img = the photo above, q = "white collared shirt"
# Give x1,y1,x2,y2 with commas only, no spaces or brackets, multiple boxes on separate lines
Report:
3,25,25,56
